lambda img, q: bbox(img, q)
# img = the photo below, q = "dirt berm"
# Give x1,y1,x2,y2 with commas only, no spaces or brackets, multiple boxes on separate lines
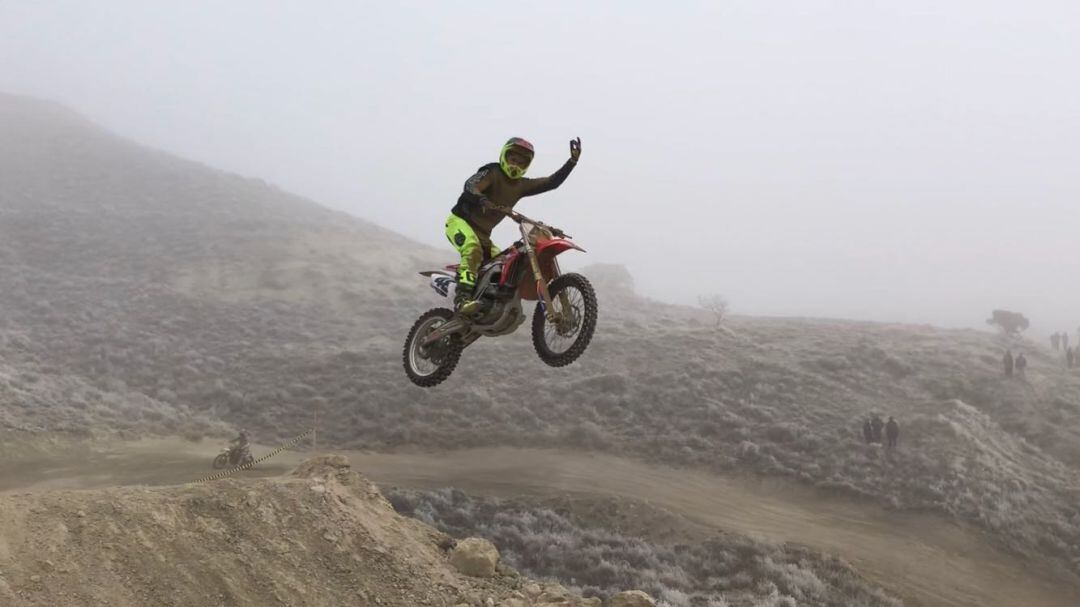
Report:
0,455,609,607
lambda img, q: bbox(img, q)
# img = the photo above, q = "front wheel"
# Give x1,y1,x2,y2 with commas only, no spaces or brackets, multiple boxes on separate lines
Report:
532,273,598,367
403,308,464,387
212,453,229,469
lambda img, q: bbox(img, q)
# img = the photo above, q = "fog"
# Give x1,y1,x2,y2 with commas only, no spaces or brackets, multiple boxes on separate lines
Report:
2,1,1078,334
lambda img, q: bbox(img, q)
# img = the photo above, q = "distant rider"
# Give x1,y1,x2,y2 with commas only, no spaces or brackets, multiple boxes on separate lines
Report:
229,429,250,462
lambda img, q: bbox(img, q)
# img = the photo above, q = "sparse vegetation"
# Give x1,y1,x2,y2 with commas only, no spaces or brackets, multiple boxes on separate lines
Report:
387,488,902,607
0,360,227,440
698,294,730,327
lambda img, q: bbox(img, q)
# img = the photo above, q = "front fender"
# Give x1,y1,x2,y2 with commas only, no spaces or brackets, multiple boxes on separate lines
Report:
517,238,586,300
535,238,586,256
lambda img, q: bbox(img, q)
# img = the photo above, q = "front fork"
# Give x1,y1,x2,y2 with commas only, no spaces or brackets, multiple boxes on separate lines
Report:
524,243,570,325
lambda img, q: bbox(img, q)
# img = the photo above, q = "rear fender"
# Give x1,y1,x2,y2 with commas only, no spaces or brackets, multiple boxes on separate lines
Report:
420,269,457,278
420,270,456,298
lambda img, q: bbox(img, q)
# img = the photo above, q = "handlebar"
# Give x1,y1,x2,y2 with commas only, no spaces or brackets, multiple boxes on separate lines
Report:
490,205,571,239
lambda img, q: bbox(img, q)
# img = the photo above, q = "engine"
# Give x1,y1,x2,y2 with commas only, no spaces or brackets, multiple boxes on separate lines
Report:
473,293,525,335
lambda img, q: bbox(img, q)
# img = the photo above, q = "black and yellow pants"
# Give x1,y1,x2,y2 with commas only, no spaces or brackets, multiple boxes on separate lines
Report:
445,213,500,289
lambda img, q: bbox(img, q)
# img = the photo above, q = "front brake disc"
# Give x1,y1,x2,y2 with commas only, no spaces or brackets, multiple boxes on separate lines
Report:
556,307,582,337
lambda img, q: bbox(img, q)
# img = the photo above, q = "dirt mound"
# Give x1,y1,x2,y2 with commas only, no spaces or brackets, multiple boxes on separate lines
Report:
0,455,601,606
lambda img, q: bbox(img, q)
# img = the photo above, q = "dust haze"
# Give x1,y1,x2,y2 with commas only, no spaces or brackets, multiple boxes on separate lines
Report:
3,1,1078,333
5,6,1080,601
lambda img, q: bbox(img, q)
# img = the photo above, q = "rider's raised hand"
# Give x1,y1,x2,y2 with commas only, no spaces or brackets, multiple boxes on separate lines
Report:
569,137,582,163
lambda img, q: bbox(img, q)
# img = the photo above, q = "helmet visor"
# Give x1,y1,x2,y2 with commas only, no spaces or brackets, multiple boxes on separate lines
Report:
505,147,533,169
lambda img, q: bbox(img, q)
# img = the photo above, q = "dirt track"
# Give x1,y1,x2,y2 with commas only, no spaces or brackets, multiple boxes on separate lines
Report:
2,439,1077,607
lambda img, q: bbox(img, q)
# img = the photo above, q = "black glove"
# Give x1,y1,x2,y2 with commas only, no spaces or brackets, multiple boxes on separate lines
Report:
569,137,581,162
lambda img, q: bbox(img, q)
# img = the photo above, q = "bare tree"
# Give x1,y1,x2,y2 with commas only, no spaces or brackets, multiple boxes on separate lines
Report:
698,294,729,327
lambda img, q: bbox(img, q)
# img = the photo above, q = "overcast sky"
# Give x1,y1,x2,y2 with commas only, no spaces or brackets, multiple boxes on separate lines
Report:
2,1,1078,333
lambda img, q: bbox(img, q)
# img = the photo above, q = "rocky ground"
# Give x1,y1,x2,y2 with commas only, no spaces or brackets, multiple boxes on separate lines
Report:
0,454,653,607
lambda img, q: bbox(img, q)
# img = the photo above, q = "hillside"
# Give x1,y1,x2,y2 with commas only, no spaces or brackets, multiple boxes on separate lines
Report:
3,92,1080,583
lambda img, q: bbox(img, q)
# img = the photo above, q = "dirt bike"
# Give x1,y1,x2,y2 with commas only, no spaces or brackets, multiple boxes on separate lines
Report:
212,445,254,469
403,208,598,387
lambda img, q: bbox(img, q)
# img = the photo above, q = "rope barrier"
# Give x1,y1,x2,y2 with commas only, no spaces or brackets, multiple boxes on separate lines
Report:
189,428,313,484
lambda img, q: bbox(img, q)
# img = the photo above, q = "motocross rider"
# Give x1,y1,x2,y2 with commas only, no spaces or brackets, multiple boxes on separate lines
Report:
230,429,249,458
446,137,582,315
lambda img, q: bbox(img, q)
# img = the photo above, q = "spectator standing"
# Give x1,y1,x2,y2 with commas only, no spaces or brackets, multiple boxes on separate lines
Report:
885,417,900,449
871,414,885,443
1003,349,1014,377
1016,352,1028,377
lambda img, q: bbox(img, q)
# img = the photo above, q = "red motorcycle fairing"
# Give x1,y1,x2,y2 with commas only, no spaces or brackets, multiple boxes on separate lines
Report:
502,238,586,300
500,249,522,287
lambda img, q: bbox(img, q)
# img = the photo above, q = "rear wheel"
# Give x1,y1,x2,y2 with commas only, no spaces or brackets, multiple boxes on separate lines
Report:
403,308,464,387
532,273,598,367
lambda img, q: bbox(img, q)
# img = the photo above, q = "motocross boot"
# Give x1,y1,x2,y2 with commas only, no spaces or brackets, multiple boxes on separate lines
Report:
454,282,480,317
